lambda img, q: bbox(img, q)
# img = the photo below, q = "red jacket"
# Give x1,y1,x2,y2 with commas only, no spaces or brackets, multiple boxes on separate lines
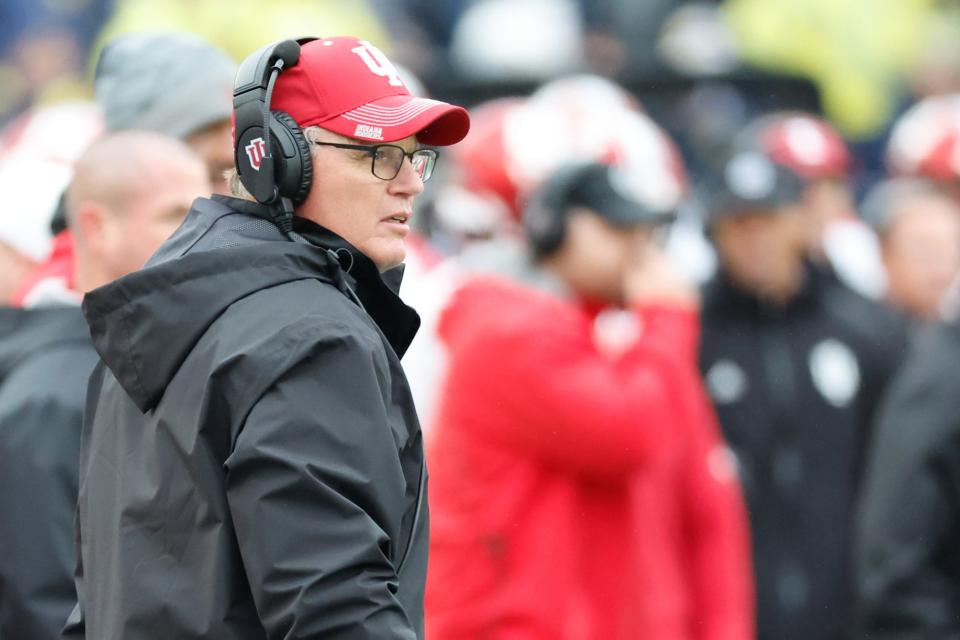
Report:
425,275,753,640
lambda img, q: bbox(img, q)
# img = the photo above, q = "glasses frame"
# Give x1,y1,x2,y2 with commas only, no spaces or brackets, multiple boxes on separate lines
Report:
310,141,438,182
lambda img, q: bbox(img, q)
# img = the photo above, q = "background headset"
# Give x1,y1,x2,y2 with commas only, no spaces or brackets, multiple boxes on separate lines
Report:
523,161,679,258
233,37,317,233
523,162,599,258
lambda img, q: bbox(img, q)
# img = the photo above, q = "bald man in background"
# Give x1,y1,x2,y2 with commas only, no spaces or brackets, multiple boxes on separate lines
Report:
0,131,209,639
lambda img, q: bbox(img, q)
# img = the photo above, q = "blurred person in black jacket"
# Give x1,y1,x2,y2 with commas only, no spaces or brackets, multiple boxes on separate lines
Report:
854,312,960,638
0,131,209,639
698,149,908,640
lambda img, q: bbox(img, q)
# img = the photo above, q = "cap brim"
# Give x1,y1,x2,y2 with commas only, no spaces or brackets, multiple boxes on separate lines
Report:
576,165,673,226
320,94,470,146
586,192,639,225
707,193,789,222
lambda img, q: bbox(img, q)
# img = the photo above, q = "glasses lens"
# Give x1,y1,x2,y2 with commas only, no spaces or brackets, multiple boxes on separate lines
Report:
372,145,404,180
370,146,438,181
411,149,437,182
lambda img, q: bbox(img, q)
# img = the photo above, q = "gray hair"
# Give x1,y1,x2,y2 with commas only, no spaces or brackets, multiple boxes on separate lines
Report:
860,177,955,235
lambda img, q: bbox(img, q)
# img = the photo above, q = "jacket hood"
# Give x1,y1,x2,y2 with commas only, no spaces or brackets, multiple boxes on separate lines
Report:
82,196,417,413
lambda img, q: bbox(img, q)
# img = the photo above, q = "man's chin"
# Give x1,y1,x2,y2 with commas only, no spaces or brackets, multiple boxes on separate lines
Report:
356,236,407,271
370,248,407,273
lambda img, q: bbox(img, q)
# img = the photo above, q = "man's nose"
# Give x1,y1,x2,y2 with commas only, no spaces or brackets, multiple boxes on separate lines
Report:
389,157,425,196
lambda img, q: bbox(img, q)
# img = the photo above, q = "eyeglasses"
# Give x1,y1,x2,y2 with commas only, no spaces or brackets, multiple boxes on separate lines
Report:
311,141,438,182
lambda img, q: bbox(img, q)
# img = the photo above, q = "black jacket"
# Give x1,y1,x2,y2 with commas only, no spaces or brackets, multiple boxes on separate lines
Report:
699,265,907,640
64,196,426,639
855,317,960,638
0,306,97,639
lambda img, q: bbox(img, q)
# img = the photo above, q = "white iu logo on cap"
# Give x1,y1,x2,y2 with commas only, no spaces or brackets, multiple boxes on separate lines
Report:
351,40,404,87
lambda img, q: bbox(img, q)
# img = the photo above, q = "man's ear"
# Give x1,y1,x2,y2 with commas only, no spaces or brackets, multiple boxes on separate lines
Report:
72,201,109,256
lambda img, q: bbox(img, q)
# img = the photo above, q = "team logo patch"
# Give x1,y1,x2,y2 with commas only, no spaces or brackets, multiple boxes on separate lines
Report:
351,40,405,87
245,137,267,171
354,124,384,140
706,358,749,405
809,339,860,408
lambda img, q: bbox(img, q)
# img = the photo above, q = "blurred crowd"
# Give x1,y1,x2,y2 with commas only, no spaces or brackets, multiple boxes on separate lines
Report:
3,0,960,639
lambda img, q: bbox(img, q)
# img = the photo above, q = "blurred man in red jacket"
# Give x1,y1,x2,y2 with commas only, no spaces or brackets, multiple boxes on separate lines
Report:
425,161,754,640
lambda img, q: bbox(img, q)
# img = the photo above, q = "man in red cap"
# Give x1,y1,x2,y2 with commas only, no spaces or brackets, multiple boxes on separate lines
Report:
65,36,468,639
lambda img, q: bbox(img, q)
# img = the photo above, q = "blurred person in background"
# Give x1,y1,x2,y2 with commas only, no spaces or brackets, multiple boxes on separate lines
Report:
732,111,887,299
854,296,960,638
851,94,960,637
93,31,237,195
426,161,753,640
860,177,960,324
699,149,908,640
0,131,210,639
0,0,113,124
403,75,666,437
7,31,236,308
0,102,102,305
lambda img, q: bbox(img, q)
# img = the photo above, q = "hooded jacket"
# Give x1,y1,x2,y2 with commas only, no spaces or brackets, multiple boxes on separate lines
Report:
855,317,960,638
699,264,907,640
64,195,426,639
0,305,97,639
425,263,753,640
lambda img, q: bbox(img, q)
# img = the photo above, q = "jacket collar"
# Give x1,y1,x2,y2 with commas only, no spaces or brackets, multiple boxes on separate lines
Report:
291,215,420,357
210,195,420,358
707,259,822,318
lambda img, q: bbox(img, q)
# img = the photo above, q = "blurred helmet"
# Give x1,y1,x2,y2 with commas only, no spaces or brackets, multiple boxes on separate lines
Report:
734,112,852,180
450,97,527,216
503,75,686,217
424,97,529,241
524,161,679,257
0,101,103,261
439,76,687,241
886,93,960,182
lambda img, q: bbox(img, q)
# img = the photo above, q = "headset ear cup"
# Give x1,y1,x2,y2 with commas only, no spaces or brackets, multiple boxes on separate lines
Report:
523,191,566,257
523,163,590,257
271,111,313,206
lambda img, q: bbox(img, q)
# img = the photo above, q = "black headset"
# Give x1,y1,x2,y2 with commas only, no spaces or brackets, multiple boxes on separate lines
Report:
233,37,317,232
523,162,596,258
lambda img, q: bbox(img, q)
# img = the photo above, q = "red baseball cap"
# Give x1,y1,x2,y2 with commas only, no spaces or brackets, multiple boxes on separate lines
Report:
271,37,470,146
743,113,851,180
